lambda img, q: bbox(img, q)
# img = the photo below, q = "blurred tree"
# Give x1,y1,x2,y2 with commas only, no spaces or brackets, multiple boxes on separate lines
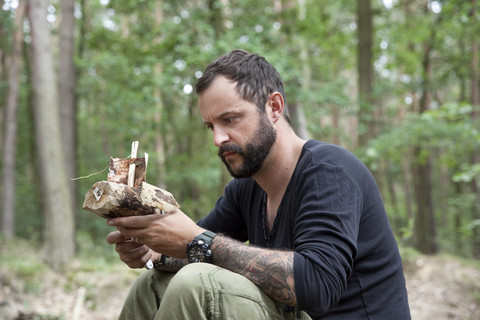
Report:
362,0,480,255
469,0,480,257
152,0,167,189
412,16,437,254
0,0,11,155
28,0,75,267
1,0,477,259
1,0,25,239
285,0,310,140
58,0,78,214
357,0,374,146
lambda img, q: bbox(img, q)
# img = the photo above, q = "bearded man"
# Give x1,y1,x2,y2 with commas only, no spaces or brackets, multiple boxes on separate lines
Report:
106,50,411,320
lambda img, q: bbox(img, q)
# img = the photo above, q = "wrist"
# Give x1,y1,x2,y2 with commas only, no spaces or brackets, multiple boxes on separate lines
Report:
153,254,170,269
186,230,217,263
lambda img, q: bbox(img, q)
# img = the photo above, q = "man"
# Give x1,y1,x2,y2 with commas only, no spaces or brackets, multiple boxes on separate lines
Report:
106,50,411,319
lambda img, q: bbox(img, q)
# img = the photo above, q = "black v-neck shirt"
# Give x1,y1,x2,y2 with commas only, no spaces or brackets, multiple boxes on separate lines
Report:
198,140,411,319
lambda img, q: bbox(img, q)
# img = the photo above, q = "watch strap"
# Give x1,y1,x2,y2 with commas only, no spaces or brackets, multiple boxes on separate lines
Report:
198,230,217,242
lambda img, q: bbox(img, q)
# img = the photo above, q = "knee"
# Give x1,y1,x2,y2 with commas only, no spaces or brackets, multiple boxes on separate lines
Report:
128,269,172,297
167,263,216,293
125,270,154,297
132,269,157,290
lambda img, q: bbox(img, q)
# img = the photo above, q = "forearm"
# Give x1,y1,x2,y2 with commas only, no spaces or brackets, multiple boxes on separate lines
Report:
211,235,296,305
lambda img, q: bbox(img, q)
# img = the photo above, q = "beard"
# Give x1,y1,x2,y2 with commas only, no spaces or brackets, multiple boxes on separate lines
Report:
218,114,277,179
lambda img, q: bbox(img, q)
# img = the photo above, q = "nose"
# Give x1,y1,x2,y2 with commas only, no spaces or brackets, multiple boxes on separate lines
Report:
213,127,230,147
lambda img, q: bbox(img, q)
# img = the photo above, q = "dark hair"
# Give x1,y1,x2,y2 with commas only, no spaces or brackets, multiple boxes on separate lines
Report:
195,49,290,122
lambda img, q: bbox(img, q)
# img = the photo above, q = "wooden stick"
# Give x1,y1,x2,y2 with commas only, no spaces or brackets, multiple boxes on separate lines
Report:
71,287,86,320
128,141,154,269
128,141,139,187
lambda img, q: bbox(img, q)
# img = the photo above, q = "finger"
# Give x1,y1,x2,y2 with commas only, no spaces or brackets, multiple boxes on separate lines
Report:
115,239,145,254
150,250,162,263
114,226,142,240
107,214,160,229
105,230,129,244
120,246,152,268
125,250,153,269
142,249,154,264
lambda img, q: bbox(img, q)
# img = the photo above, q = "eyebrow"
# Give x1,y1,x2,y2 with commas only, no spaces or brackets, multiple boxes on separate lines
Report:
203,110,243,126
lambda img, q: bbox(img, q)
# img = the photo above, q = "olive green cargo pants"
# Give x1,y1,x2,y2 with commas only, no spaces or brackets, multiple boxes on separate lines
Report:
118,263,312,320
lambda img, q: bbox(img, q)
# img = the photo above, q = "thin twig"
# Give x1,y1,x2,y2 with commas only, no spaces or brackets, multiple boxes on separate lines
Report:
70,165,109,181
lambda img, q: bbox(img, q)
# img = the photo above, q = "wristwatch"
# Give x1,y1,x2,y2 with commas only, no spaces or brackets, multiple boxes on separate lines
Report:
186,230,217,263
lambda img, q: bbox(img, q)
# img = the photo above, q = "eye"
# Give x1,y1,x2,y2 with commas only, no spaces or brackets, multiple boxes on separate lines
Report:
205,124,214,131
224,117,236,124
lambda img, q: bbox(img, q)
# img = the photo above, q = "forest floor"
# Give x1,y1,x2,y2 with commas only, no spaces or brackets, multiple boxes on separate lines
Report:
0,241,479,320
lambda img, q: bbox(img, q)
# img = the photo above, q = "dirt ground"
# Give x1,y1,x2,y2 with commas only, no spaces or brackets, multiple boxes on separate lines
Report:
405,255,480,320
1,254,479,320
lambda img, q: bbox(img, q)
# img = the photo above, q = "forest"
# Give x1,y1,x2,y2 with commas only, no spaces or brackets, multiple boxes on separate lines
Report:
0,0,479,318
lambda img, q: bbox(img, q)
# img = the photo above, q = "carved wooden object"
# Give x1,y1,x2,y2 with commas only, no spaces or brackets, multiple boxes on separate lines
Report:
82,181,179,219
82,141,179,219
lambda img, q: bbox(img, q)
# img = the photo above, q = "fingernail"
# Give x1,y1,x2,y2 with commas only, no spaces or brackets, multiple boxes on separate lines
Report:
107,219,114,226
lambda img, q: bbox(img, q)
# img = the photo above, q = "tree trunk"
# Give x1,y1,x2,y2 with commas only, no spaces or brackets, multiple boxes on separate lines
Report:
330,104,340,145
412,149,436,254
209,0,233,194
469,0,480,257
384,162,400,228
0,0,6,83
357,0,386,197
1,1,25,239
58,0,78,215
357,0,374,147
412,27,437,254
153,0,167,190
289,0,310,140
28,0,75,268
402,156,414,221
209,0,228,38
0,0,8,155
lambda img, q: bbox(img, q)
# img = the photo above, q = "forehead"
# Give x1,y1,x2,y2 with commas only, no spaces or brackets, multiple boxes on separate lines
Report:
198,76,254,120
199,75,238,103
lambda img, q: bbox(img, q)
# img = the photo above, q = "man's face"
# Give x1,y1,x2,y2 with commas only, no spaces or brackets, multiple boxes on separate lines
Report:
218,112,276,178
198,76,276,178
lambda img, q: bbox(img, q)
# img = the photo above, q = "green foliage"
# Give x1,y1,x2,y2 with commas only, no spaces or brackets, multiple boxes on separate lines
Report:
362,102,478,173
361,101,479,256
1,0,479,259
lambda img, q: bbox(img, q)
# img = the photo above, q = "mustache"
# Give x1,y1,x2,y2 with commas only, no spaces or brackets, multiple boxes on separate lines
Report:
218,143,244,158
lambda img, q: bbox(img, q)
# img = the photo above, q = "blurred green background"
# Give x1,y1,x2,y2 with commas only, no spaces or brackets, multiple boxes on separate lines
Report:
0,0,479,265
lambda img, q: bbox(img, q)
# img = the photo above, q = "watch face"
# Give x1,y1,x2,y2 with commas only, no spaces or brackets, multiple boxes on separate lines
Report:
187,233,215,263
187,240,212,263
188,247,205,262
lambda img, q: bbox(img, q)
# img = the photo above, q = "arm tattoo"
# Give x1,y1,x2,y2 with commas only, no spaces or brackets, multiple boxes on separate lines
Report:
211,235,296,305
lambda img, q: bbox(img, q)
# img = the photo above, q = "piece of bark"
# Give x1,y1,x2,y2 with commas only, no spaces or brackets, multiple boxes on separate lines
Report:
108,157,146,188
83,181,179,219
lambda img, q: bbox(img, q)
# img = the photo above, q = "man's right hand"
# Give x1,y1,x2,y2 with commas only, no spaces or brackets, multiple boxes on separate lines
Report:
106,230,160,269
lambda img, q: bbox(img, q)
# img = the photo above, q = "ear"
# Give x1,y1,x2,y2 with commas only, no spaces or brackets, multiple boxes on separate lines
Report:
266,92,284,123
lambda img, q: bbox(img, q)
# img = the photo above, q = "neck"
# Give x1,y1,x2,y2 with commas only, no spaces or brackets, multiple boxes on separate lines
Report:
253,130,306,199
